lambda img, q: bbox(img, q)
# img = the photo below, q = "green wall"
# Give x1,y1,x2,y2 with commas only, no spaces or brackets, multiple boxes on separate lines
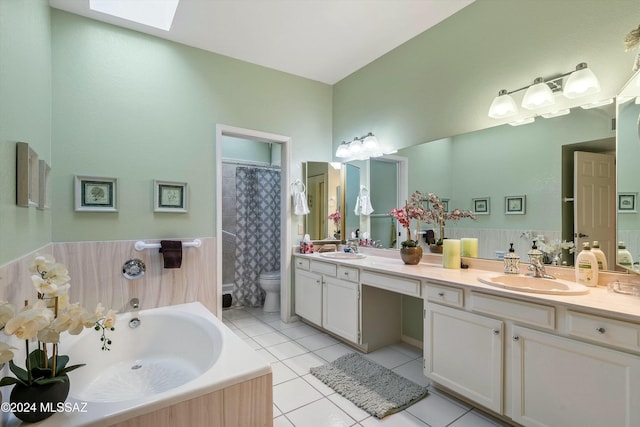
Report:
50,10,332,242
0,0,52,265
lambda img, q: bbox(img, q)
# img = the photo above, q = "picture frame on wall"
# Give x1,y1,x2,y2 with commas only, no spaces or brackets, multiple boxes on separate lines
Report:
154,180,188,213
16,142,40,207
505,195,526,215
618,192,637,213
472,197,490,215
74,175,118,212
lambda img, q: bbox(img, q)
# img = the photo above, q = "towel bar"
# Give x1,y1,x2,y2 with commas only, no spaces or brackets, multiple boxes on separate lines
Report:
134,239,201,251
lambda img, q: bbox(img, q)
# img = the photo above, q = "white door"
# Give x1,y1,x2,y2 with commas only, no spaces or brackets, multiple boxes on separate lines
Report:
424,303,503,413
322,276,359,343
574,151,616,264
294,269,322,326
511,325,640,427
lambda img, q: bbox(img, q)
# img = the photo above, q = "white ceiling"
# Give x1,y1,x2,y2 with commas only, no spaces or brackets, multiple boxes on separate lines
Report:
49,0,474,85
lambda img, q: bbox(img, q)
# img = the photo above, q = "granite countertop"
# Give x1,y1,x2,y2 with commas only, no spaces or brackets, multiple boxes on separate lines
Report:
294,248,640,323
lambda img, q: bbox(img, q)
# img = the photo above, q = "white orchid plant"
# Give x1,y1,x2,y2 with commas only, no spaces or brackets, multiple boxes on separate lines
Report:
0,255,116,387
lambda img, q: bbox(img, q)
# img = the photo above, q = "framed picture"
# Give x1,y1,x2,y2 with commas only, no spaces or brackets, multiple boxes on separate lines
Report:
37,160,51,211
472,197,490,215
154,180,188,213
16,142,39,207
427,198,449,213
505,195,526,215
618,192,637,213
74,176,118,212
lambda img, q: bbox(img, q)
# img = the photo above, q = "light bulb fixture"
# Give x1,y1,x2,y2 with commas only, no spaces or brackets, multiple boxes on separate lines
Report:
334,132,384,160
522,77,555,110
563,63,600,99
488,62,604,122
488,90,518,119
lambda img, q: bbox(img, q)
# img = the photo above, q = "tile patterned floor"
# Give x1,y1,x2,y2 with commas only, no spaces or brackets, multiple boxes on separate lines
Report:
223,307,513,427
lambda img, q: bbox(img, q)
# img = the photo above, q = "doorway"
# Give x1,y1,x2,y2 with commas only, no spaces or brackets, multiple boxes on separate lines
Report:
215,125,292,321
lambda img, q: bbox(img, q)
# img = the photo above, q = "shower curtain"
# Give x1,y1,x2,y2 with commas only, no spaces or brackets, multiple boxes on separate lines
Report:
233,166,281,307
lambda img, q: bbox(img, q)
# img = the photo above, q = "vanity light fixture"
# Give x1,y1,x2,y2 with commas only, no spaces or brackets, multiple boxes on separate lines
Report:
541,109,570,118
488,62,603,120
508,117,535,126
335,132,383,160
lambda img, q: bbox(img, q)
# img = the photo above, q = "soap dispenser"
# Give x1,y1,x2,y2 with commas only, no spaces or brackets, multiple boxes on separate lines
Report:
504,243,520,274
617,241,634,269
527,241,544,265
591,241,608,271
575,242,598,287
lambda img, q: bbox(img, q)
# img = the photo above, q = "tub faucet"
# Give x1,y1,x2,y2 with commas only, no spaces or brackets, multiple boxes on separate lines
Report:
130,298,140,310
528,258,556,279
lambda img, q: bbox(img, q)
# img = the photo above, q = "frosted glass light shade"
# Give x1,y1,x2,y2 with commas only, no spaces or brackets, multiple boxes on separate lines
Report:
335,142,350,158
522,78,555,110
564,63,600,99
362,133,379,151
488,90,518,118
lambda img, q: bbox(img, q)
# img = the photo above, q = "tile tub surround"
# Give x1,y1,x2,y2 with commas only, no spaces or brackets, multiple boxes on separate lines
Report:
0,238,216,317
224,306,512,427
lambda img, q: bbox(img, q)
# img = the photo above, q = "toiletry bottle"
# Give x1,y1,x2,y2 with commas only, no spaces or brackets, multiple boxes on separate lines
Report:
527,241,543,265
503,243,520,274
575,242,599,287
617,241,634,269
591,241,608,271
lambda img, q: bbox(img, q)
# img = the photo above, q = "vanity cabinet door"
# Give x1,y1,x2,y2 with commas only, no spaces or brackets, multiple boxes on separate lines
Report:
294,269,323,326
511,325,640,427
322,275,359,344
425,303,503,413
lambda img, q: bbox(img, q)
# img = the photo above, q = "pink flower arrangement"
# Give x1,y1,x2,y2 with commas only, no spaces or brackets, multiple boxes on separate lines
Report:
328,210,341,225
422,192,476,244
389,191,428,246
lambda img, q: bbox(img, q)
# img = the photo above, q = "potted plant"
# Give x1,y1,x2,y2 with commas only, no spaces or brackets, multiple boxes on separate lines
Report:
0,254,115,423
328,210,341,240
422,192,476,253
389,191,428,264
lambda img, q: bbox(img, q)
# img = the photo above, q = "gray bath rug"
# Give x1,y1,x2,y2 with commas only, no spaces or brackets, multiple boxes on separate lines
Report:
310,352,429,419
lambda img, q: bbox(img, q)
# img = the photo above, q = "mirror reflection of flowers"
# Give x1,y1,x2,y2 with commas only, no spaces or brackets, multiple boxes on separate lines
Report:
422,192,476,245
537,239,575,265
328,210,341,238
389,191,428,247
0,254,116,389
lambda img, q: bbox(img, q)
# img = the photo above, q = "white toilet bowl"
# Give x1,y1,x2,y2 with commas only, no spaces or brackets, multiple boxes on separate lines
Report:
259,270,281,312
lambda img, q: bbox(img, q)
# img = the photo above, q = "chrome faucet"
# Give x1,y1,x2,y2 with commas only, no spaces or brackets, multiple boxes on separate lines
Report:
528,257,556,279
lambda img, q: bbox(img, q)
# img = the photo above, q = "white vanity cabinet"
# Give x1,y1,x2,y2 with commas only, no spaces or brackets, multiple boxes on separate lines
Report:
424,288,504,413
322,266,360,343
294,268,323,326
510,325,640,427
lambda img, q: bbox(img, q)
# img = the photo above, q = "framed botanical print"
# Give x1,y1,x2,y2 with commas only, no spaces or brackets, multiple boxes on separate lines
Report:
74,176,118,212
154,180,188,213
472,197,490,215
618,192,637,213
505,195,526,215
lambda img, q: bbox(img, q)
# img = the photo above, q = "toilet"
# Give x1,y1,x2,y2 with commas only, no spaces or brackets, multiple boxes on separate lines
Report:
259,270,281,312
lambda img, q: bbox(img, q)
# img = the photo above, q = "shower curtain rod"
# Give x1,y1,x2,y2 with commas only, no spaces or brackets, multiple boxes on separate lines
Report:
222,159,280,170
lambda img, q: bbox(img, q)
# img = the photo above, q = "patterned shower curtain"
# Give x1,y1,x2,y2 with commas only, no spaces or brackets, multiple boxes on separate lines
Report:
233,166,281,307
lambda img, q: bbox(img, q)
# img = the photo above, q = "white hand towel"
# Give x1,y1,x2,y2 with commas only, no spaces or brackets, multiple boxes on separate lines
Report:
294,191,310,215
360,195,374,215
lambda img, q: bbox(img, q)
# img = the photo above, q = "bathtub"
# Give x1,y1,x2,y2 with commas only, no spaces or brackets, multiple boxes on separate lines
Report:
4,302,272,427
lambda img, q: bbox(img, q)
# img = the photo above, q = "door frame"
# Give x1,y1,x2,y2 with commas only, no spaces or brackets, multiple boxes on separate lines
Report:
215,124,292,322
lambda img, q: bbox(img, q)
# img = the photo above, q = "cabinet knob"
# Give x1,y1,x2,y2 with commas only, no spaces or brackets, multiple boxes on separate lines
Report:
512,335,520,341
437,292,445,297
596,327,606,334
493,329,500,335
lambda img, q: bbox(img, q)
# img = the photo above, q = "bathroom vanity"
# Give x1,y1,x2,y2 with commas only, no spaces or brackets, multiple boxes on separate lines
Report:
293,250,640,427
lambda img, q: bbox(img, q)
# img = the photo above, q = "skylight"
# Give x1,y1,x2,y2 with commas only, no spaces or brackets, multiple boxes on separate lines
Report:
89,0,180,31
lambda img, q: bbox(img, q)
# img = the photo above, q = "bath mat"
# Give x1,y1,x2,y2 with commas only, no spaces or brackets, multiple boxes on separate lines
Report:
310,353,428,419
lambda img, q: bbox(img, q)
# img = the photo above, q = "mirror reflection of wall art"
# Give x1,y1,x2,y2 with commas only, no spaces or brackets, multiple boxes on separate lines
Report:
505,195,526,215
472,197,490,215
154,180,188,213
618,192,637,213
37,160,51,210
74,175,118,212
16,142,40,207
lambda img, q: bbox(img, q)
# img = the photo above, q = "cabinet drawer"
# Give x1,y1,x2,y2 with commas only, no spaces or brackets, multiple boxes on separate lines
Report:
310,260,337,276
425,283,464,308
294,257,310,270
361,271,420,297
337,266,359,283
567,311,640,352
470,292,555,330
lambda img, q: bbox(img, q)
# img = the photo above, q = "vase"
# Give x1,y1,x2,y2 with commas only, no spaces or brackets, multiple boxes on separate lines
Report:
429,244,443,254
400,246,423,265
10,375,70,423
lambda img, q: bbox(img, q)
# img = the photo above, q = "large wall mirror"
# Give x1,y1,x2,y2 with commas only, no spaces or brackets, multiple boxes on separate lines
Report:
616,69,640,273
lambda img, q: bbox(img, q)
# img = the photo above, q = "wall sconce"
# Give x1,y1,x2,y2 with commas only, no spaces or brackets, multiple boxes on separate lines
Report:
335,132,384,160
488,62,607,122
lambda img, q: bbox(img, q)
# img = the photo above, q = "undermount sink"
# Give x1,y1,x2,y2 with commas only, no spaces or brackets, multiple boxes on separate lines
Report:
478,274,590,295
319,252,366,260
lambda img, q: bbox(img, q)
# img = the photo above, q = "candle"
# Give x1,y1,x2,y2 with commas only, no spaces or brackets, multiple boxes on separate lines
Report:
443,239,461,269
461,238,478,258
